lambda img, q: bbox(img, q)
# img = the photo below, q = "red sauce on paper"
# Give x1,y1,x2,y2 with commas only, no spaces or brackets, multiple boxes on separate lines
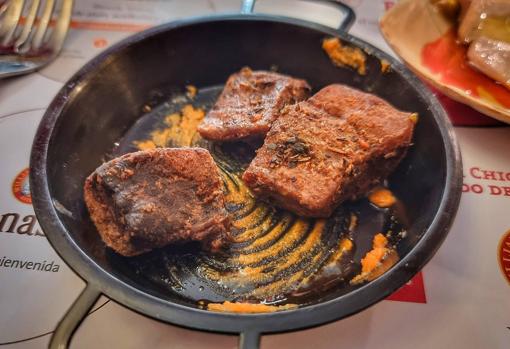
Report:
421,29,510,109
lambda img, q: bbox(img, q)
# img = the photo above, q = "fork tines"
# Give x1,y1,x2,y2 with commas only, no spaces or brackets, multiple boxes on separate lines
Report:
0,0,73,54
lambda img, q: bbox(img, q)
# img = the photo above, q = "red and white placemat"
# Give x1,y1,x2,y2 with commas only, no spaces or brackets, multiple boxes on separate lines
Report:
0,1,509,348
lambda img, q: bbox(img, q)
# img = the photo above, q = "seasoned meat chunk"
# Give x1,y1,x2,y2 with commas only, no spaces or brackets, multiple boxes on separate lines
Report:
84,148,230,256
242,84,415,217
197,67,310,141
458,0,510,43
468,37,510,89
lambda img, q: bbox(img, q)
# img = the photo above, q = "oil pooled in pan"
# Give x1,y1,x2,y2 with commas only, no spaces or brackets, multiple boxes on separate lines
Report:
107,88,407,307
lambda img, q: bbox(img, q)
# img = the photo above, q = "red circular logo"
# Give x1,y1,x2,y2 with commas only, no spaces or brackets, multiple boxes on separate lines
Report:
498,230,510,285
12,168,31,204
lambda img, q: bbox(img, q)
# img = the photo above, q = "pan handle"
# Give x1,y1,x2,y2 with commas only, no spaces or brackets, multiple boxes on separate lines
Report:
240,0,255,14
49,283,102,349
240,0,356,33
239,331,261,349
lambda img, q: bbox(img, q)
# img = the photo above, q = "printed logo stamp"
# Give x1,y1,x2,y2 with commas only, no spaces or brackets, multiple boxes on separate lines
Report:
498,230,510,285
12,168,31,204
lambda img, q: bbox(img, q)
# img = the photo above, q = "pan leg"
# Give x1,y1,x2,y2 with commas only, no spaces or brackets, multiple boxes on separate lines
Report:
239,331,261,349
240,0,256,14
49,284,102,349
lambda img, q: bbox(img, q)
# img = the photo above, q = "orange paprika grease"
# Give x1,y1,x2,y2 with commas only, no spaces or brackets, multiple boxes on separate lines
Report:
207,301,297,313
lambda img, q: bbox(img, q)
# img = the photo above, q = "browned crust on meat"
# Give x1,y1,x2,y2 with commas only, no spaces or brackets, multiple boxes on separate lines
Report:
197,67,311,141
84,148,230,256
243,84,415,217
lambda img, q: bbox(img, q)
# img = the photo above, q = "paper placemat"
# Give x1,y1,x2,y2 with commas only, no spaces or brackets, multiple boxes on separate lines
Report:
1,1,508,348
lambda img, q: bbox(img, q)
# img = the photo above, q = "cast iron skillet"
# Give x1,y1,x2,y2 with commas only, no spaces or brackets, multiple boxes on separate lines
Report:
29,1,462,348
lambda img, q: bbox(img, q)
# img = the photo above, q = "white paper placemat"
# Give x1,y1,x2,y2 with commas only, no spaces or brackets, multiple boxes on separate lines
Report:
1,1,509,348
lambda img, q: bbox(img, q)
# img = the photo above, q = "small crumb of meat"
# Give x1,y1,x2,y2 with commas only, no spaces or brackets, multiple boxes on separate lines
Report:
380,59,391,73
361,234,389,273
351,233,399,284
186,85,197,99
409,113,419,124
368,188,397,208
207,301,297,313
340,239,354,252
322,37,367,75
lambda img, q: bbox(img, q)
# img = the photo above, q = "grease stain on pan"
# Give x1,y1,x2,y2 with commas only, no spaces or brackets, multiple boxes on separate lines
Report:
106,87,406,308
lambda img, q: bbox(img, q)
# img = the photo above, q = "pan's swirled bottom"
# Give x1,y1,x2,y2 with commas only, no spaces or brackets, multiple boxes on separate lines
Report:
137,139,357,303
109,94,405,306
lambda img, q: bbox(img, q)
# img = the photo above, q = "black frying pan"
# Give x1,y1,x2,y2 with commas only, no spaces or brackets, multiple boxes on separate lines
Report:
29,1,462,348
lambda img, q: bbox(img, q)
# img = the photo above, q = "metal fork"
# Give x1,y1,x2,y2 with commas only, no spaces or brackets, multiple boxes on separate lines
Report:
0,0,73,79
